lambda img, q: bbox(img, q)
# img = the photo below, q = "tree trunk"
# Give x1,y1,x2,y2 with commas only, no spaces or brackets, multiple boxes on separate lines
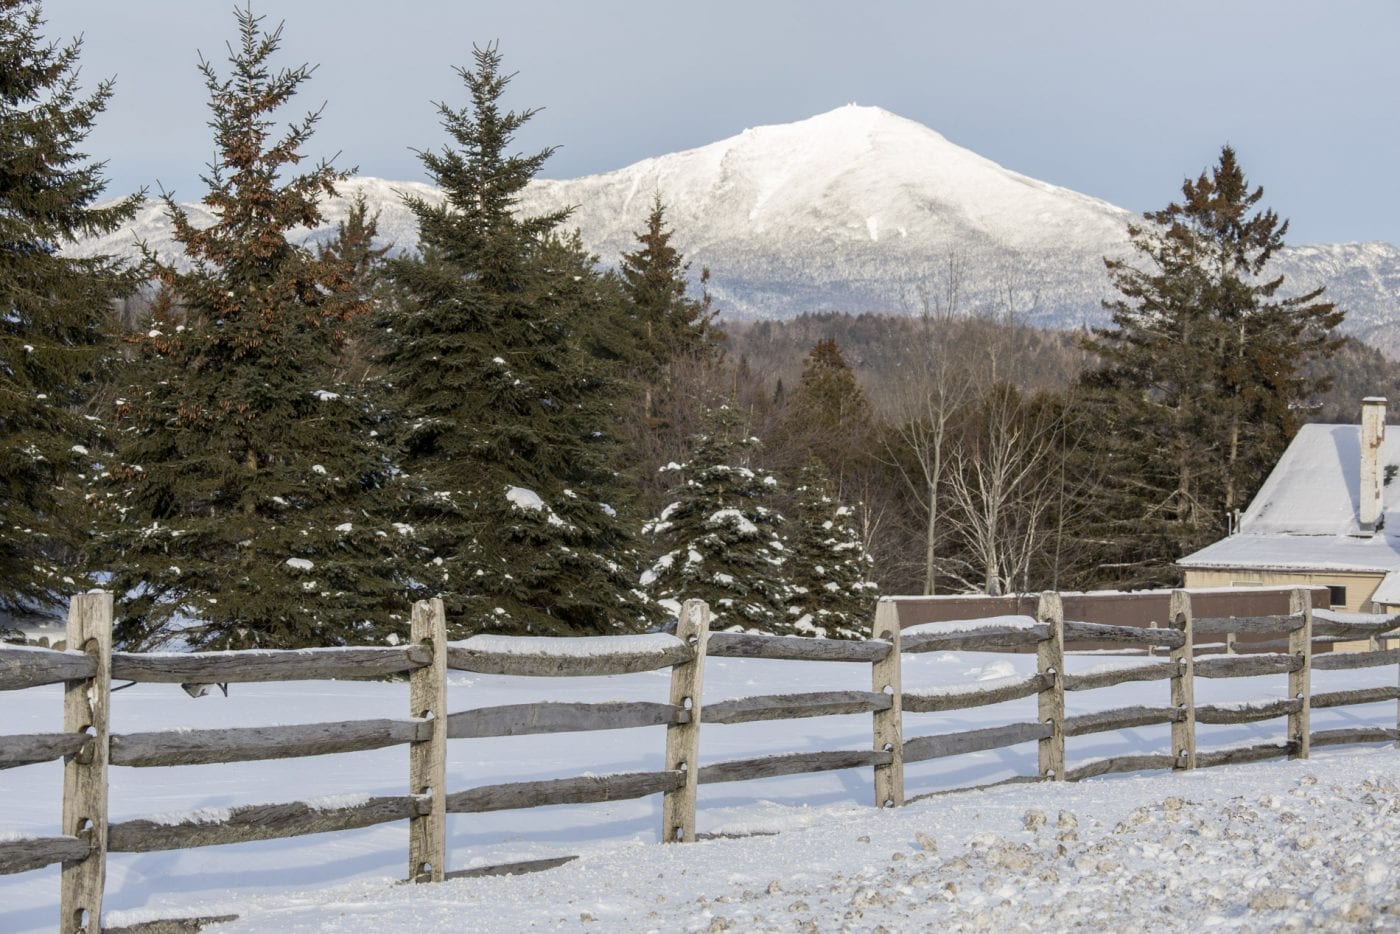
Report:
923,480,938,596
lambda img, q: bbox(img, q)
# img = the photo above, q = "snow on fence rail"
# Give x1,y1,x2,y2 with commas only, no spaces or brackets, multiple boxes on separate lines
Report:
2,589,1399,932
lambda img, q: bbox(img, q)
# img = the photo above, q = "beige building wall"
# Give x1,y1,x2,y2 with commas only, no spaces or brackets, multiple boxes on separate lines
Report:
1182,568,1397,650
1182,568,1384,612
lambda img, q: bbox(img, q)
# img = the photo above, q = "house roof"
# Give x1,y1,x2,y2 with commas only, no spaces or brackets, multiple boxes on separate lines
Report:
1369,569,1400,605
1179,422,1400,573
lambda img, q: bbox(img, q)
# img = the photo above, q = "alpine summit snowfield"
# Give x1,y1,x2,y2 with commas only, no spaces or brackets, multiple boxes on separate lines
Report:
69,106,1400,354
3,643,1397,932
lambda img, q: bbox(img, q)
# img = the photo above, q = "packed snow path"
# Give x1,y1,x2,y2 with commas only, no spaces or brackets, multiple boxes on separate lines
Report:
126,749,1400,932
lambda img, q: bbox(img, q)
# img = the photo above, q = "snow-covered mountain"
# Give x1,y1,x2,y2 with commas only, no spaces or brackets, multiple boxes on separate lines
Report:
71,105,1400,353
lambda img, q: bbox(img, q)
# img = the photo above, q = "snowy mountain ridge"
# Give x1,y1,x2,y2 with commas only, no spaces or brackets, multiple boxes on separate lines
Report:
71,105,1400,354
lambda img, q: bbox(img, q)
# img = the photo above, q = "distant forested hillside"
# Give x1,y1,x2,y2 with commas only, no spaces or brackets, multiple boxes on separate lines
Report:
726,313,1400,425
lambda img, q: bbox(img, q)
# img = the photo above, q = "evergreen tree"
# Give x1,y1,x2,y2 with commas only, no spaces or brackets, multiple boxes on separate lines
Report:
784,461,878,639
777,338,878,496
1081,146,1343,586
316,194,390,385
619,194,720,380
382,44,647,636
643,407,789,632
614,196,728,522
94,10,406,649
0,0,142,620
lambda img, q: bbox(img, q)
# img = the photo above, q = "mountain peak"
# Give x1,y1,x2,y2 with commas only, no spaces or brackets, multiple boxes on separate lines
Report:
523,103,1132,260
787,102,945,134
68,109,1400,352
719,103,958,162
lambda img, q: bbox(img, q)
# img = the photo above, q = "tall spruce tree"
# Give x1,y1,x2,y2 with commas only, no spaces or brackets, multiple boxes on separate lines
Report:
94,10,406,649
0,0,142,622
642,406,790,632
1081,146,1343,586
619,194,720,381
784,460,878,639
382,44,647,636
615,197,728,523
777,338,878,499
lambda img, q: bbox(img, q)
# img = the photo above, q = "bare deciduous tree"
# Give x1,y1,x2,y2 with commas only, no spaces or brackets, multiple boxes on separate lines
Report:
942,387,1063,596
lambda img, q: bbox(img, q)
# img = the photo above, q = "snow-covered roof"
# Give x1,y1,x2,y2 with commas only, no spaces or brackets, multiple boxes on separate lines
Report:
1368,569,1400,605
1177,530,1400,573
1238,424,1400,535
1179,421,1400,573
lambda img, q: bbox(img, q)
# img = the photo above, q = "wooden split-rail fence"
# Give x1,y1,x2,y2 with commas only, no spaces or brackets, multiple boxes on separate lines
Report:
3,588,1399,932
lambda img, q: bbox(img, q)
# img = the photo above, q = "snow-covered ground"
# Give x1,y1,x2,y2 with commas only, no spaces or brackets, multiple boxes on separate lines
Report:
3,646,1397,932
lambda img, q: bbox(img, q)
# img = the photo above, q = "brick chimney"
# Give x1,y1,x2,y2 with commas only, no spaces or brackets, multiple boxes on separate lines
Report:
1359,397,1387,534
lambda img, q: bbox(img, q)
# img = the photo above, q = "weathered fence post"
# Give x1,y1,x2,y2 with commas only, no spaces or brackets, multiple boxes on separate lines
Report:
662,599,709,843
871,599,904,808
1036,592,1065,781
1169,590,1196,771
60,591,112,934
1288,588,1312,759
408,597,447,882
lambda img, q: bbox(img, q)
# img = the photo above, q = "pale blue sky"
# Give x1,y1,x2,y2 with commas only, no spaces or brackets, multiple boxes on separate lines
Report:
41,1,1400,245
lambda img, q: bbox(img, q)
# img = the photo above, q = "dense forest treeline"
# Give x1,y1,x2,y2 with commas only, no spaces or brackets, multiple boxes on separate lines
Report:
727,313,1400,426
0,3,1357,647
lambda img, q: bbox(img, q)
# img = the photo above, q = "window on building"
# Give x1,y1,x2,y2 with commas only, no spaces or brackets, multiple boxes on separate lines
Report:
1327,585,1347,608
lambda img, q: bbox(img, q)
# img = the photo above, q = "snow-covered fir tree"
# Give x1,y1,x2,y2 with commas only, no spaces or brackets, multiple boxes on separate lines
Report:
94,10,408,649
380,45,649,636
784,461,879,639
643,407,791,632
0,0,142,623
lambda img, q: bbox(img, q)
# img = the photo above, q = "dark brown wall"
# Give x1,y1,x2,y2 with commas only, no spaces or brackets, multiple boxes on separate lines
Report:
890,588,1328,649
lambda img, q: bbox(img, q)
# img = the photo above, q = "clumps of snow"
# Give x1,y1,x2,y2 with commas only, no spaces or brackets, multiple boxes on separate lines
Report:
145,806,233,827
707,508,758,536
311,390,340,402
905,673,1031,698
640,552,677,587
285,558,314,572
1312,608,1384,623
334,523,353,533
457,632,685,658
0,642,85,657
902,614,1040,635
506,486,566,527
1209,697,1294,712
303,793,372,812
643,502,681,535
1077,659,1173,678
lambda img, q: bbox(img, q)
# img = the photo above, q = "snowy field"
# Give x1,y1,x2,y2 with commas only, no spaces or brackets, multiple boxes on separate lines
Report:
3,645,1397,932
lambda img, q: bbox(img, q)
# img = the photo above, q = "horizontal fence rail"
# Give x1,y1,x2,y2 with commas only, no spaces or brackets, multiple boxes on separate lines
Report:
2,587,1397,933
